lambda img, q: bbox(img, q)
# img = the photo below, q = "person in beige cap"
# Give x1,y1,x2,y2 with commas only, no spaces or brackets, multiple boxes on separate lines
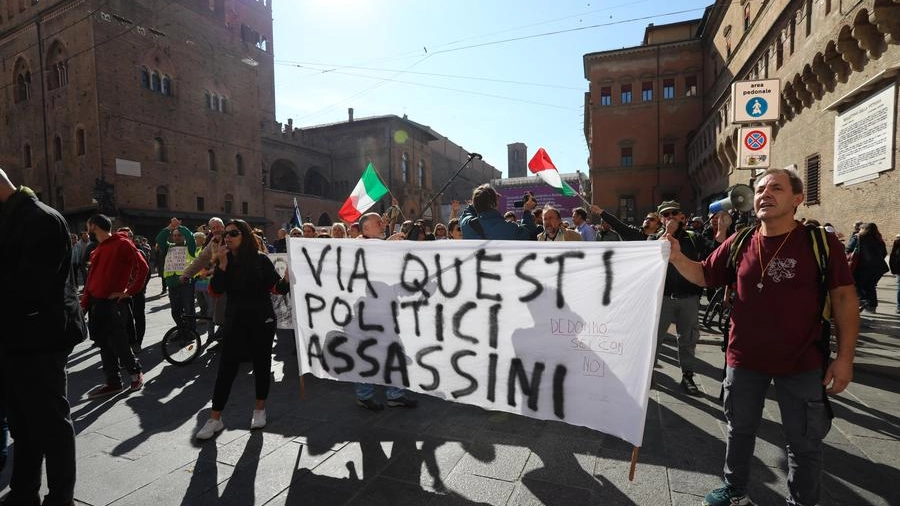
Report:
654,200,716,396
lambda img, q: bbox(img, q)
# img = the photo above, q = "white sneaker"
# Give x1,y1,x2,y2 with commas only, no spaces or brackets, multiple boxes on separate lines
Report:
250,409,266,429
195,417,224,440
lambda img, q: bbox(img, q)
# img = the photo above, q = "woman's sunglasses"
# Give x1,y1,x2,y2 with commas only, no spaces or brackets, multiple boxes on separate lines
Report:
225,229,242,237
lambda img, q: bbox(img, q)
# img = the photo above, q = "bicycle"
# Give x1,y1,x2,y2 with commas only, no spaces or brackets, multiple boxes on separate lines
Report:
160,313,215,366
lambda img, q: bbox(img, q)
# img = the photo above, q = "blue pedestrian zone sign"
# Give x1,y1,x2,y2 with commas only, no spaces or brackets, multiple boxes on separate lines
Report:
746,97,768,118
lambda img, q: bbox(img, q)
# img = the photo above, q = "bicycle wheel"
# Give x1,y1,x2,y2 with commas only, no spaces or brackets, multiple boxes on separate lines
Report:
717,306,732,337
161,326,202,366
703,301,721,329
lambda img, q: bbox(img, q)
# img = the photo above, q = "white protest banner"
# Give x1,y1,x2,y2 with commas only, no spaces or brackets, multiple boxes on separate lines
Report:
268,253,293,329
287,239,669,446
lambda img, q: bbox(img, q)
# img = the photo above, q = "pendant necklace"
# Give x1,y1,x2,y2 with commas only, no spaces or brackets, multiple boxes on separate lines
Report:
756,226,795,292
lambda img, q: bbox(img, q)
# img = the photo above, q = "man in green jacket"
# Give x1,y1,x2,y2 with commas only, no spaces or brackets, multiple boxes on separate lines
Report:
156,218,197,330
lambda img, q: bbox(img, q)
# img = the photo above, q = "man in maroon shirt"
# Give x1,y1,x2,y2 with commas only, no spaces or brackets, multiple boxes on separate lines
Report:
664,168,858,506
81,214,149,398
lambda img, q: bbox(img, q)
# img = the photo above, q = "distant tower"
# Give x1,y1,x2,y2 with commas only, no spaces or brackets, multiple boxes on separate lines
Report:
507,142,527,178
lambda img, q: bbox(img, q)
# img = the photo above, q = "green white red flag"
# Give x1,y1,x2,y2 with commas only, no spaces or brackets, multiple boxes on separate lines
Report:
528,147,577,196
338,163,390,223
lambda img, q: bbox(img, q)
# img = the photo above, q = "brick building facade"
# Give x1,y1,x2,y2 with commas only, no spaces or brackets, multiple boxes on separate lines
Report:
687,0,899,237
585,1,899,236
1,0,276,240
583,20,705,225
2,0,499,242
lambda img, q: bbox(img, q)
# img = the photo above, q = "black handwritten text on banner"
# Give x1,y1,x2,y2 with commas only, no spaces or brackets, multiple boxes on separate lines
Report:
287,239,669,446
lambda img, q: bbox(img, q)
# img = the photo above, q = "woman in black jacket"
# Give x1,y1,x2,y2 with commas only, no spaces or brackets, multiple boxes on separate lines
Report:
853,222,889,313
195,219,289,440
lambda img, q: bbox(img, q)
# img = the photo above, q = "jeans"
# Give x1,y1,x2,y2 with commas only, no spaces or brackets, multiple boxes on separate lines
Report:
168,280,196,331
90,299,142,386
355,383,406,401
655,294,700,374
3,350,76,506
722,367,831,506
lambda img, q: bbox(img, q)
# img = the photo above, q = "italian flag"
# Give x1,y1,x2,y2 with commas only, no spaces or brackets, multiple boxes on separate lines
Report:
338,162,390,223
528,147,576,196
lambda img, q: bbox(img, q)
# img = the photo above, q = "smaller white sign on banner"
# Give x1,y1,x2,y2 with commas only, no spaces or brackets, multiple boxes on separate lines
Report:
269,253,293,329
163,246,188,273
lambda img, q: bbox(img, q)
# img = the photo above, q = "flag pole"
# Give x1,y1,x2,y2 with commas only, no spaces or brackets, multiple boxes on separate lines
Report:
365,162,406,223
629,446,640,480
419,152,480,221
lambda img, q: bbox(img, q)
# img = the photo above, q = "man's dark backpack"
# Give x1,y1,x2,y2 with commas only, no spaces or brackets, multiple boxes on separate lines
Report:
64,266,88,348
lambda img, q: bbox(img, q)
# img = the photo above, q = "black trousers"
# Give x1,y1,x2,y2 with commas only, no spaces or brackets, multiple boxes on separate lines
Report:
130,292,146,347
211,316,276,411
90,299,141,386
2,350,76,506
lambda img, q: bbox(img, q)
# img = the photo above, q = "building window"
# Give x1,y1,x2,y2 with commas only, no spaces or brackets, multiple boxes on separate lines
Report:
825,0,831,14
208,149,217,171
156,187,168,209
743,4,751,31
805,154,820,205
776,39,784,69
236,154,244,176
641,81,653,101
763,50,770,78
76,128,85,156
242,201,249,215
620,147,633,167
662,143,675,164
212,94,220,111
53,135,62,161
224,194,233,214
620,84,632,104
140,66,150,89
663,79,675,99
23,144,32,168
401,152,409,183
150,71,160,92
14,58,31,103
204,90,211,109
219,96,226,113
196,196,205,211
153,137,166,162
161,75,172,96
618,195,635,224
600,86,611,106
805,0,812,36
418,160,425,187
685,76,698,96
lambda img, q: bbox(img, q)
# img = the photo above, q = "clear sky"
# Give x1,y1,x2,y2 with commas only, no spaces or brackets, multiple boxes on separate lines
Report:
271,0,711,178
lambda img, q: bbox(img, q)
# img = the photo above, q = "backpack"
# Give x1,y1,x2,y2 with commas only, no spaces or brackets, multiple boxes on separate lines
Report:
63,265,88,348
725,225,834,416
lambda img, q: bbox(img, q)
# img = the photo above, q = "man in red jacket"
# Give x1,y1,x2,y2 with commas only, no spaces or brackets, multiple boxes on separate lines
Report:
81,214,149,398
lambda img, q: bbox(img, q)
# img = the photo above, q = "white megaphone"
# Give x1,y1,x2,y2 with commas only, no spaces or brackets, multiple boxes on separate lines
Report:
709,184,754,214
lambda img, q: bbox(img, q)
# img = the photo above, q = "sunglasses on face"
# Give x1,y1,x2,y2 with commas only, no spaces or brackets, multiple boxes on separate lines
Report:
644,217,657,221
660,211,680,218
225,229,241,237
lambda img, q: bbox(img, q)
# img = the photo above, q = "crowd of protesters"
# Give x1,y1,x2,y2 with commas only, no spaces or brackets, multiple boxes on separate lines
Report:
2,163,897,506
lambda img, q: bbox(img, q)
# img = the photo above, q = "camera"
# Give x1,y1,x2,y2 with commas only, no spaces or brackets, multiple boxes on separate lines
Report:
513,192,534,208
406,223,421,241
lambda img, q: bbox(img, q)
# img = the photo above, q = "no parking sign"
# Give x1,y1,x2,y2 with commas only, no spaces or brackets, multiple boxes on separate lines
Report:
738,126,771,169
